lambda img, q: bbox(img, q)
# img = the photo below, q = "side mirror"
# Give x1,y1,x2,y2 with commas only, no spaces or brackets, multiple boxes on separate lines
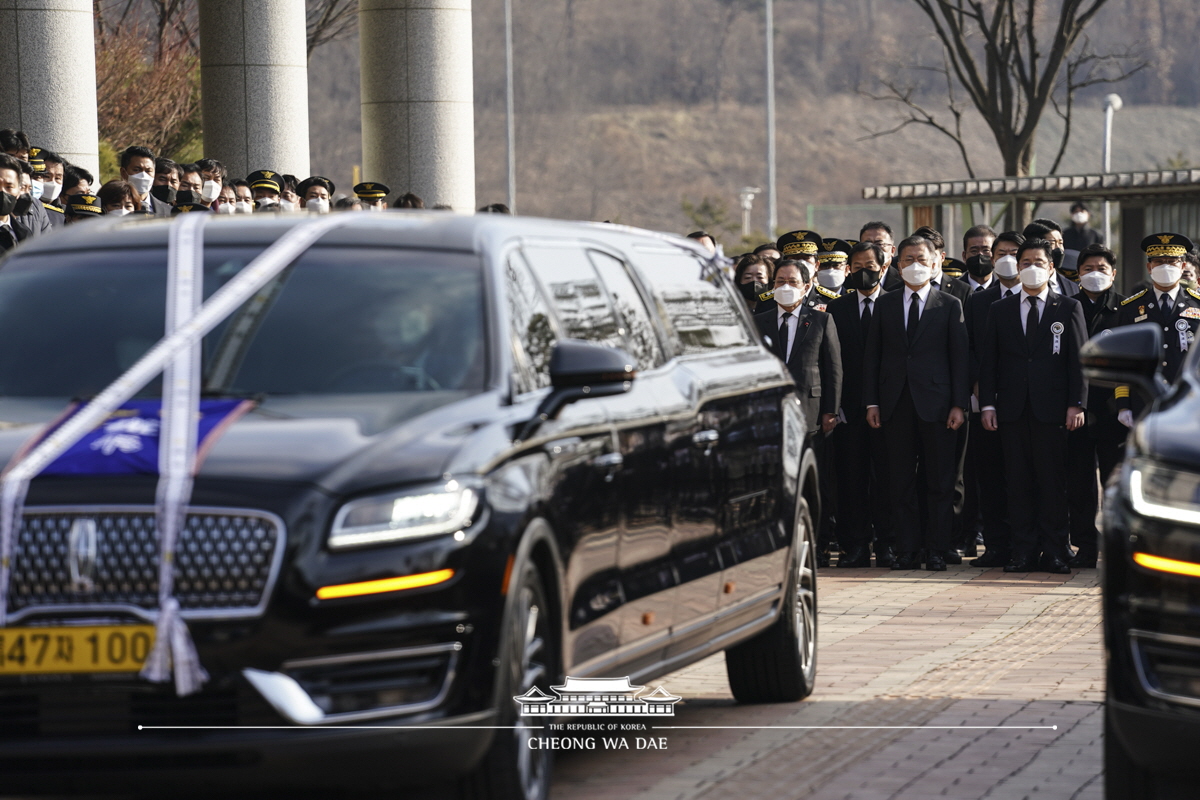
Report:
1081,323,1171,401
516,339,636,441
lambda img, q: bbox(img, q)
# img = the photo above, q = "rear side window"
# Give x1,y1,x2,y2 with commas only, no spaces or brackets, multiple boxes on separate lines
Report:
586,250,663,369
522,246,624,352
633,249,752,354
505,253,557,394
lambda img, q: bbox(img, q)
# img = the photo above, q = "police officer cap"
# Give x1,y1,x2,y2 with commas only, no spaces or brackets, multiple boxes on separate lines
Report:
65,193,102,216
1142,232,1194,259
247,169,282,194
172,203,211,215
354,182,390,200
941,257,967,280
776,230,823,258
818,238,853,265
27,148,45,173
297,176,335,196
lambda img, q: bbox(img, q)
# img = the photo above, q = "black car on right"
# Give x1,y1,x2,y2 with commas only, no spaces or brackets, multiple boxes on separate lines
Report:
1083,322,1200,799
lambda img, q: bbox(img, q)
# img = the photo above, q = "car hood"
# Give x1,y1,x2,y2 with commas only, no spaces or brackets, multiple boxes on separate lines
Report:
0,391,511,496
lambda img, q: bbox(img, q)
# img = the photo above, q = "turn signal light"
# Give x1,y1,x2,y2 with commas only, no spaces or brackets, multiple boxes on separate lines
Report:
316,569,455,600
1132,553,1200,579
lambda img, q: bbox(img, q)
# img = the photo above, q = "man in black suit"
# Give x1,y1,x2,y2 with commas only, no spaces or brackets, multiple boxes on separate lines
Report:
864,235,970,571
859,221,903,291
755,259,843,565
1024,220,1080,296
1067,243,1126,569
979,238,1087,574
828,242,893,568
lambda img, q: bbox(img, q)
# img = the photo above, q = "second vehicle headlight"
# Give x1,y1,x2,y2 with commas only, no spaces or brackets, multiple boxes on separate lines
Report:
329,480,479,549
1129,459,1200,527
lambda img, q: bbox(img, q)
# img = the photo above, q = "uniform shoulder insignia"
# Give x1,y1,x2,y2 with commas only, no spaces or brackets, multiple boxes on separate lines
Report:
816,285,839,299
1121,289,1148,306
43,203,63,214
1187,287,1200,302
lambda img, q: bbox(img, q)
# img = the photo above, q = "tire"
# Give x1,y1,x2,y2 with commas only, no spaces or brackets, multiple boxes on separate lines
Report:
459,559,556,800
725,497,817,703
1104,706,1170,800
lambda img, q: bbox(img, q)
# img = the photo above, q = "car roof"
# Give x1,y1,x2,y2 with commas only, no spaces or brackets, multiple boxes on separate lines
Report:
7,211,711,262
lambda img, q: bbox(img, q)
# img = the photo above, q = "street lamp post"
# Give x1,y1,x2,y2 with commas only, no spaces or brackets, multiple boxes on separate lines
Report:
1102,93,1122,248
505,0,516,213
739,187,762,237
765,0,777,237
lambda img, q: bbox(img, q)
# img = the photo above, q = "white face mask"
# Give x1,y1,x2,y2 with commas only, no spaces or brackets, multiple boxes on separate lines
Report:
901,263,932,286
1079,272,1113,293
1019,265,1050,289
256,197,278,211
42,181,62,202
127,171,153,196
108,208,131,217
1151,264,1183,287
1071,211,1088,225
279,200,296,212
234,200,253,214
817,267,846,289
201,180,222,202
993,255,1019,279
30,180,43,201
772,283,802,307
216,202,235,215
307,198,330,214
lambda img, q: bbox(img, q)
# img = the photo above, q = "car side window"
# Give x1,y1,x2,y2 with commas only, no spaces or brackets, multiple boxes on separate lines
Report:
505,252,557,394
587,250,664,370
522,246,625,351
633,249,752,355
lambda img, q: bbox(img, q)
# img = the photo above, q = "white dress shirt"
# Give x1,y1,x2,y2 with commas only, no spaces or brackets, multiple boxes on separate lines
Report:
858,285,883,318
968,274,994,292
903,283,933,329
776,305,800,360
1020,284,1052,334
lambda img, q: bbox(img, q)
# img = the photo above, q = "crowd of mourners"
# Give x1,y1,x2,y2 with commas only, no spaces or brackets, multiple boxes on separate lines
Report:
0,130,511,253
684,214,1200,574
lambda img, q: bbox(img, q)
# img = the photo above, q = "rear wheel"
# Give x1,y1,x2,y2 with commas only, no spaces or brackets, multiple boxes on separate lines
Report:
460,559,556,800
725,497,817,703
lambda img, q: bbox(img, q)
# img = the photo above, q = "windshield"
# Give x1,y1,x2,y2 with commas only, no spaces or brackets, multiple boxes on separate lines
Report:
0,246,487,398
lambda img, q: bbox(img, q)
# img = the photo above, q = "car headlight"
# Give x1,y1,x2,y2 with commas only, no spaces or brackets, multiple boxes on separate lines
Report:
329,480,479,550
1129,459,1200,527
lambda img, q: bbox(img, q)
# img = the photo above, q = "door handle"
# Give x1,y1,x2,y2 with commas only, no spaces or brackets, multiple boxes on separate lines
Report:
594,452,624,482
692,430,719,446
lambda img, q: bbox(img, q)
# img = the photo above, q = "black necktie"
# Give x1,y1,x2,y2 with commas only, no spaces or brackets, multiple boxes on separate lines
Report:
907,293,920,344
779,312,792,360
1160,294,1172,320
861,297,873,336
1026,296,1039,349
974,284,984,293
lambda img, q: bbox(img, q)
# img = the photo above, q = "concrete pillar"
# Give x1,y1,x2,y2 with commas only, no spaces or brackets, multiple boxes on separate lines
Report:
198,0,309,180
0,0,100,177
360,0,475,211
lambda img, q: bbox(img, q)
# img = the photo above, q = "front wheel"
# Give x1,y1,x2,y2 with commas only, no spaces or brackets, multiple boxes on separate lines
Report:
460,559,556,800
725,497,817,703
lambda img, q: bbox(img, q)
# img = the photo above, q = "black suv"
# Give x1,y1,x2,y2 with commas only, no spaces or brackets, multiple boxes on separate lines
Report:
1083,323,1200,799
0,214,820,798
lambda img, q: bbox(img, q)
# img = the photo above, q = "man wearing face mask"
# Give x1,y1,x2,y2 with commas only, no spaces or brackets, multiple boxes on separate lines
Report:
298,176,335,214
195,158,226,208
0,154,24,253
756,258,843,566
1114,233,1200,420
816,239,854,297
354,182,391,211
9,158,52,240
28,148,66,227
979,239,1087,574
1023,220,1079,295
735,253,774,312
777,230,840,312
247,170,283,210
960,225,997,292
864,235,969,571
828,241,894,568
859,221,904,290
147,158,181,217
912,226,971,305
1066,244,1125,569
1063,202,1103,254
118,146,157,213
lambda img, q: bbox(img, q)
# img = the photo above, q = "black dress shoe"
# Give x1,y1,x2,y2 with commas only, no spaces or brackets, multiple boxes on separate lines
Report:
874,546,895,568
1003,556,1038,573
1069,550,1097,569
926,553,947,571
892,552,920,570
838,545,871,568
943,550,963,565
1039,555,1072,574
971,550,1009,568
816,551,831,568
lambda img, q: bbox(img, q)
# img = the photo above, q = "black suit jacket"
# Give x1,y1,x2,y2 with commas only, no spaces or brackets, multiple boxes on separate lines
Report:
863,288,970,423
978,292,1087,424
827,289,890,414
932,275,970,305
882,265,903,291
1077,289,1125,435
756,306,842,432
1054,273,1080,297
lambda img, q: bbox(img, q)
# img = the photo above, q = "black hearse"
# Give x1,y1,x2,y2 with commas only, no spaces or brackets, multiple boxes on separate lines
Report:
1083,323,1200,799
0,213,820,798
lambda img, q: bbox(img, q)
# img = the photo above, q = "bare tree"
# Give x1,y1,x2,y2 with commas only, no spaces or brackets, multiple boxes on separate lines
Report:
860,0,1144,224
307,0,358,59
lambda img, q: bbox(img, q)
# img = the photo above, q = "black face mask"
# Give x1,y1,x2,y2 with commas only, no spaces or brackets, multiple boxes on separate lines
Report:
1051,247,1064,270
150,184,177,205
0,191,17,217
12,193,33,216
845,268,881,291
966,257,992,278
738,281,772,302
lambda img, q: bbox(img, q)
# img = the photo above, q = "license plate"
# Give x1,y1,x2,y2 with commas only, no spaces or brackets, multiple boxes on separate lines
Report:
0,625,155,675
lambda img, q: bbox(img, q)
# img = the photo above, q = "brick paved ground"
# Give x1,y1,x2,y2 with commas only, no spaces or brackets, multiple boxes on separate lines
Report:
550,565,1103,800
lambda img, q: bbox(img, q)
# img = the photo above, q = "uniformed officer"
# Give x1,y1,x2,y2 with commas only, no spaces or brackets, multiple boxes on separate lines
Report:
777,230,841,311
247,170,283,208
297,176,335,213
64,193,103,224
816,239,854,297
1115,233,1200,422
354,182,391,211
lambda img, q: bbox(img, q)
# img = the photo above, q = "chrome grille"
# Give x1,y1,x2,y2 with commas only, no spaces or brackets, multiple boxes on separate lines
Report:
7,506,285,621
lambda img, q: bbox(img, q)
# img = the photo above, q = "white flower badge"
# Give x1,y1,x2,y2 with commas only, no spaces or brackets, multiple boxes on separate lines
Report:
90,417,160,456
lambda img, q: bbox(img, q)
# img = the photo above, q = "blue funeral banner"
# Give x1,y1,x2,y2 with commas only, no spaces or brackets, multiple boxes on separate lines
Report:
31,399,254,476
